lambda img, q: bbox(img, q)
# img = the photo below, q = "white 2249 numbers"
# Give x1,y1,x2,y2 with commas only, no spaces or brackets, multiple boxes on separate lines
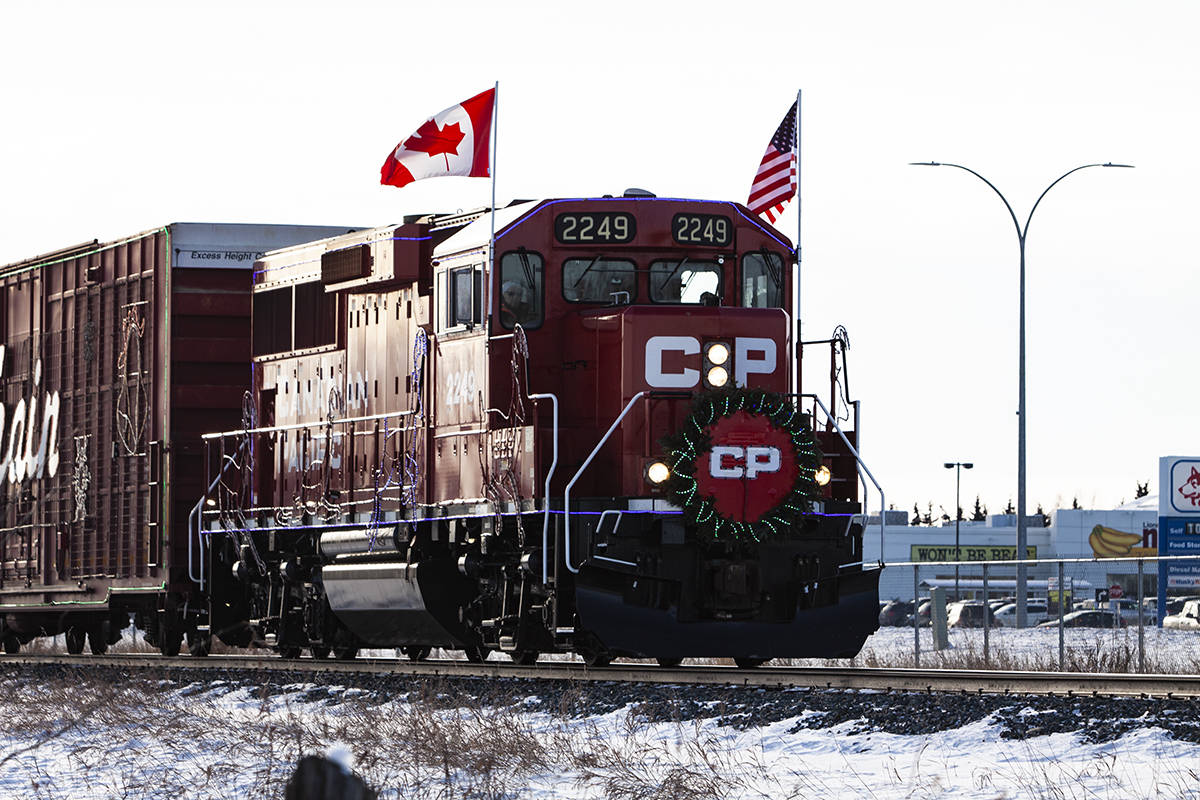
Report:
555,212,635,243
445,369,477,407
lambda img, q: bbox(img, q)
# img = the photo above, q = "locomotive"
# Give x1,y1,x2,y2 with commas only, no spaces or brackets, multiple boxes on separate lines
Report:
0,195,881,665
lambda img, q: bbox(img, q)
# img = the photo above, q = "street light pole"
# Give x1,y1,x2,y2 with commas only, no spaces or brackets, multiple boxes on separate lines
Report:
944,461,973,601
913,161,1132,628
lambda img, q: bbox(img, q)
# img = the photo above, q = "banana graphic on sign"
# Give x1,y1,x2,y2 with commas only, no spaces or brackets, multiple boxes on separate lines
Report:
1088,524,1143,558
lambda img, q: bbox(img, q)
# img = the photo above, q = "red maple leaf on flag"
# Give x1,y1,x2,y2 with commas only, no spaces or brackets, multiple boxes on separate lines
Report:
403,118,466,169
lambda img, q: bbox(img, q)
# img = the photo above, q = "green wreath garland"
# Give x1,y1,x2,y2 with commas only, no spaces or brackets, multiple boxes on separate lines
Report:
659,385,822,542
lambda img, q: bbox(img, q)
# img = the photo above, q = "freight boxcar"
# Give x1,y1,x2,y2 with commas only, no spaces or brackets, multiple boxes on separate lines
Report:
0,223,358,654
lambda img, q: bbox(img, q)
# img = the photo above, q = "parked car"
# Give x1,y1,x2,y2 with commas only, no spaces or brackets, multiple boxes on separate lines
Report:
906,600,932,627
993,602,1053,627
1163,599,1200,630
989,597,1015,613
1166,596,1200,616
878,600,915,627
1072,598,1143,624
1036,609,1126,628
946,600,999,628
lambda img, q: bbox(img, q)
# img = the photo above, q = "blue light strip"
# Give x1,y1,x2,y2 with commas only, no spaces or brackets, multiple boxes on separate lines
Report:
493,197,794,253
204,507,853,535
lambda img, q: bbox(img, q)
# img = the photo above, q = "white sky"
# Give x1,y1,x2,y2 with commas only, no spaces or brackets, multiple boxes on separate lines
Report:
1,0,1196,515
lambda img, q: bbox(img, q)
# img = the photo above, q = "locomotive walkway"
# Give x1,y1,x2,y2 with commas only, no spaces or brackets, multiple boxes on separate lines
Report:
5,653,1200,698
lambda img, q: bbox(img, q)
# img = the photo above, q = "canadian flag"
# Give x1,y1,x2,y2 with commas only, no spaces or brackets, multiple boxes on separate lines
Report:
380,88,495,188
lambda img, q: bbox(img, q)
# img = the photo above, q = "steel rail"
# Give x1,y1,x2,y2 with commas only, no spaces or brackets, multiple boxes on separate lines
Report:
7,654,1200,697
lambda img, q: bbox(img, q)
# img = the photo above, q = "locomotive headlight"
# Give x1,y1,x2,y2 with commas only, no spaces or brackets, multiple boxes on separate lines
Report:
705,366,729,388
705,342,730,366
646,461,671,485
814,465,832,486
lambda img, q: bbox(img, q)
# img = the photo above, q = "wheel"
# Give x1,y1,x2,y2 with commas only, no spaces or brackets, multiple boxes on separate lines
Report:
310,645,331,660
159,628,182,657
3,634,18,655
334,646,359,661
87,628,109,656
655,657,682,668
278,645,302,659
65,628,86,655
402,646,432,662
509,649,539,665
463,645,491,663
734,657,768,669
187,631,211,658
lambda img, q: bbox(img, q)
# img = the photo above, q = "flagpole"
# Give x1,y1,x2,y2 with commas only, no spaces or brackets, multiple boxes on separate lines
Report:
487,81,499,332
793,88,802,398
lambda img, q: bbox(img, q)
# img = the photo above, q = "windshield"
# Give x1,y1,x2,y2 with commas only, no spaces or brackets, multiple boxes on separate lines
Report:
649,260,721,304
562,258,637,303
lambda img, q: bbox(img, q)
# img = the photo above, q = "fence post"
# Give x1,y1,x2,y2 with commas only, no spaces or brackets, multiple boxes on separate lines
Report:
1137,558,1145,674
982,562,989,665
1058,560,1065,670
913,564,920,668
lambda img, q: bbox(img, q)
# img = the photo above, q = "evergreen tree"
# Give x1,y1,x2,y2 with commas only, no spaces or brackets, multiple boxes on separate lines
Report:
971,495,986,522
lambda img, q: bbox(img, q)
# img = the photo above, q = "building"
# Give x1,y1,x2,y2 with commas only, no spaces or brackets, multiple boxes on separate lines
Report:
864,500,1158,606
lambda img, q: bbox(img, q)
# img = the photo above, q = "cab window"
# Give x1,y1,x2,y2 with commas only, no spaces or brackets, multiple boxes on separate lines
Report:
649,260,721,304
741,251,784,308
562,257,637,303
499,250,544,330
439,265,483,331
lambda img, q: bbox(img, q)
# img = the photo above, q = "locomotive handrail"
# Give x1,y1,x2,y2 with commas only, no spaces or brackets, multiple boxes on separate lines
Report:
798,393,886,558
527,392,559,585
563,391,647,574
200,408,415,440
189,435,251,591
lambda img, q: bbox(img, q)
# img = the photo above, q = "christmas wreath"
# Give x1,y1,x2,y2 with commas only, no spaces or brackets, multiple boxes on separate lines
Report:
659,385,822,542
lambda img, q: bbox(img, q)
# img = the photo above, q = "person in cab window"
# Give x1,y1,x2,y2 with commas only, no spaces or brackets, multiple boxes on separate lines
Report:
500,281,532,328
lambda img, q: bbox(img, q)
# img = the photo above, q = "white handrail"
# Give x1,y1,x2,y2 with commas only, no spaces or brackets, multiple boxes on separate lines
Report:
563,391,646,574
528,392,559,585
805,394,885,560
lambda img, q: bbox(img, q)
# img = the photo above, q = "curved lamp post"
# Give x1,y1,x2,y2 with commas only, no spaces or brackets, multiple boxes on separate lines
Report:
913,161,1133,627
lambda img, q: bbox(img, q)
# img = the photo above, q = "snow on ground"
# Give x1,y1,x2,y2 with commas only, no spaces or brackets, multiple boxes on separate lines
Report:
2,625,1200,799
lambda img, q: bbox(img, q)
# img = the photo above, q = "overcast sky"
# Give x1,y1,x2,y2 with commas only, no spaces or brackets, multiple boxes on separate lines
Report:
1,1,1196,515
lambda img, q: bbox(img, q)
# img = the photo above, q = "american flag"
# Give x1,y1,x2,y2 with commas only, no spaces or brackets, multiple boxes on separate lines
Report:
747,101,797,223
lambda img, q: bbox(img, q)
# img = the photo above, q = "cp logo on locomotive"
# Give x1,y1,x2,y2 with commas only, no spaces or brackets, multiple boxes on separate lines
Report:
644,336,776,389
709,445,782,479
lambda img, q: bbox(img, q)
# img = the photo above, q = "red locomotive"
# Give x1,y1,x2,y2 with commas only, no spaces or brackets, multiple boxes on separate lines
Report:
0,194,881,665
204,191,880,665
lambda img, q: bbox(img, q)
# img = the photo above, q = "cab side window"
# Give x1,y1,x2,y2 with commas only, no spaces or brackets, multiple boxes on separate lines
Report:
741,251,784,308
499,251,544,330
440,265,483,331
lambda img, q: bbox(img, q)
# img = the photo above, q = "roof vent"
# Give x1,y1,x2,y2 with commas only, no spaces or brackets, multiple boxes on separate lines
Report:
623,188,656,198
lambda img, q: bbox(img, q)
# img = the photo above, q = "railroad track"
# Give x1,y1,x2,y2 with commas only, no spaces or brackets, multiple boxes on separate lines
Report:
5,653,1200,698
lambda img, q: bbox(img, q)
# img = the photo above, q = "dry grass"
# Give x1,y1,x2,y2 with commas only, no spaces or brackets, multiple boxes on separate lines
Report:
1,673,1198,799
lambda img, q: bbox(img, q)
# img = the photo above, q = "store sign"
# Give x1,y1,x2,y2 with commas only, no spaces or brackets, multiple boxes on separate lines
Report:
1159,457,1200,605
910,545,1036,562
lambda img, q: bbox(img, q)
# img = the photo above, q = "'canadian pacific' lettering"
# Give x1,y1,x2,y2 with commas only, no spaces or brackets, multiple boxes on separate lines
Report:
0,347,61,484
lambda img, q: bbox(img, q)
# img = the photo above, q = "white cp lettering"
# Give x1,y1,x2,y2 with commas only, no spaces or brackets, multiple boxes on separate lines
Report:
709,445,782,479
645,335,777,388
